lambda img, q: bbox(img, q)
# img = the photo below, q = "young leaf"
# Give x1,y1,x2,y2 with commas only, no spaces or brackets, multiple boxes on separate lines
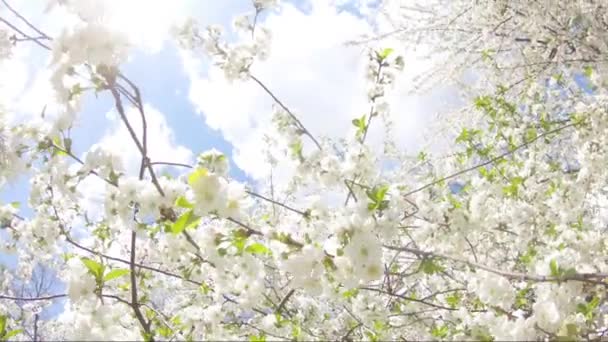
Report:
81,258,104,281
249,334,266,342
421,259,444,274
4,329,22,339
171,210,201,234
378,48,394,60
188,168,208,187
549,259,559,277
245,242,270,255
103,269,130,282
0,315,6,337
175,196,193,209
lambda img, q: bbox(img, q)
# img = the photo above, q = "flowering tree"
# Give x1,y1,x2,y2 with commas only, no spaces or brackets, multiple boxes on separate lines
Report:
1,0,608,341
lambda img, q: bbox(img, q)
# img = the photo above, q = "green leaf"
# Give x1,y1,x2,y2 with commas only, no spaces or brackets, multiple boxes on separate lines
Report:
232,235,247,253
481,49,495,62
291,323,302,340
200,282,211,294
515,287,531,309
103,269,130,282
431,325,449,338
519,246,537,266
68,83,83,101
188,168,208,187
175,196,193,209
9,202,19,209
524,127,537,142
446,292,461,308
250,334,266,342
245,242,270,255
158,325,173,338
171,210,201,235
51,136,67,157
502,176,524,198
583,65,593,78
0,315,6,337
289,140,303,160
373,320,386,332
421,259,444,275
366,185,390,211
549,259,559,277
142,332,154,342
4,329,22,339
108,170,120,185
81,258,104,281
378,48,394,60
417,151,427,161
375,185,389,202
342,288,359,299
352,114,367,139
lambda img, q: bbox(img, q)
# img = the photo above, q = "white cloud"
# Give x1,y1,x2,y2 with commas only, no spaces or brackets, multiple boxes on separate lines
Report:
100,104,193,175
77,104,193,220
182,1,458,185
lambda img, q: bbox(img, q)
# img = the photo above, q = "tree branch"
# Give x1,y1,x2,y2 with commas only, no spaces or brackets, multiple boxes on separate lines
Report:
403,122,577,197
249,74,322,150
383,244,608,284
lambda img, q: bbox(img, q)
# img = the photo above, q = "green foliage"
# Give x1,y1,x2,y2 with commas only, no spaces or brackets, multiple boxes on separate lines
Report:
570,215,584,232
289,139,304,161
103,269,130,282
377,48,394,60
583,65,593,78
417,151,427,161
556,324,579,341
515,287,531,309
51,136,67,157
479,167,498,182
187,168,208,187
170,210,201,234
366,185,389,211
524,127,537,142
421,259,444,275
519,246,537,266
0,315,23,341
93,224,111,241
175,196,194,209
446,292,461,309
249,334,266,342
81,258,105,283
352,114,367,139
481,49,495,62
431,325,449,339
245,242,271,256
577,296,600,321
446,194,462,210
342,288,359,299
549,259,577,279
502,176,524,198
81,258,130,290
455,128,481,144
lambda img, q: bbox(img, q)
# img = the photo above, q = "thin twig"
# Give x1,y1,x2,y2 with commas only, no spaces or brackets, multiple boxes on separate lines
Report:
403,122,577,197
0,294,66,301
275,289,295,315
1,0,51,39
383,244,608,284
0,17,50,50
249,74,322,150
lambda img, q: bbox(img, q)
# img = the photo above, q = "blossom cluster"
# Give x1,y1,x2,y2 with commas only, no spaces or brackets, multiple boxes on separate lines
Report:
0,0,607,341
